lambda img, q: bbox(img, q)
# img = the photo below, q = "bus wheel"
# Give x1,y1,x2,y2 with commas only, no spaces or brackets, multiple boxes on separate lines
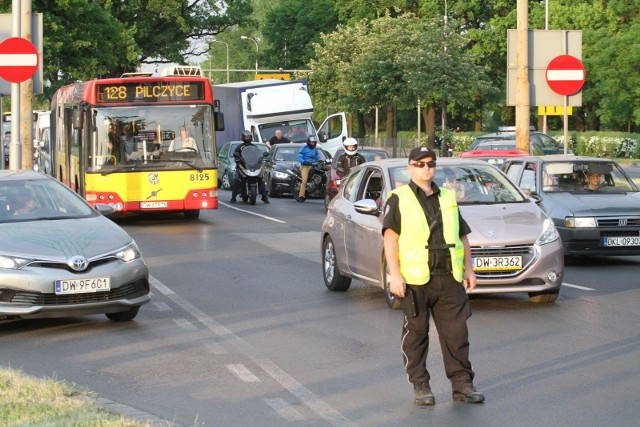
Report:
184,210,200,220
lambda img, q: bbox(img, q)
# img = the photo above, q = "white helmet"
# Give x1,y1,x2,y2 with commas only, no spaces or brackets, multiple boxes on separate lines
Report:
343,137,358,155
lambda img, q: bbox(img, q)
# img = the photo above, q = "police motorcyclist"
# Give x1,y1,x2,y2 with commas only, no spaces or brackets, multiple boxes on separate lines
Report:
230,130,269,204
296,136,322,202
336,137,366,179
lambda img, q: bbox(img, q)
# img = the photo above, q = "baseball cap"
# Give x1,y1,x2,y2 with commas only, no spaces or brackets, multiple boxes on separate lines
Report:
408,146,437,162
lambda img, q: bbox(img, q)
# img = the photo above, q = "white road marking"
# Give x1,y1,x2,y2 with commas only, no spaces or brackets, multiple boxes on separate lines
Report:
227,364,261,383
149,275,352,427
264,398,304,422
173,318,198,331
563,282,596,291
150,301,172,311
219,202,286,223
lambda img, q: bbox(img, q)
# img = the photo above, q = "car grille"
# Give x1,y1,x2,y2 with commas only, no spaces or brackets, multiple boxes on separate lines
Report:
596,217,640,227
471,244,535,278
5,279,149,306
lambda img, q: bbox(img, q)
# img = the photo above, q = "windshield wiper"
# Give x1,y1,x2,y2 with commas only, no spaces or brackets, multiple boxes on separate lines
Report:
101,159,202,175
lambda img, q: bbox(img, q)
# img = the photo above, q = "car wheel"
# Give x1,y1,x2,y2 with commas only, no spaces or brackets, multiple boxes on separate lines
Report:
221,172,231,190
269,178,278,197
383,259,401,309
528,289,559,303
106,306,140,322
322,236,351,291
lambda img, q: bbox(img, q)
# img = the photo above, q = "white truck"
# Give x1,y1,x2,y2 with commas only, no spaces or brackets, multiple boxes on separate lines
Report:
214,79,318,149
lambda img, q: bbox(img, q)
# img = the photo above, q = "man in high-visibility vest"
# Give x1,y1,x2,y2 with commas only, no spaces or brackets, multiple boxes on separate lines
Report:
383,146,484,406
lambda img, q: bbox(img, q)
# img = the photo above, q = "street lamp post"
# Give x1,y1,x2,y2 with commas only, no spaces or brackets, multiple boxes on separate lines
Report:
211,39,229,83
241,35,259,75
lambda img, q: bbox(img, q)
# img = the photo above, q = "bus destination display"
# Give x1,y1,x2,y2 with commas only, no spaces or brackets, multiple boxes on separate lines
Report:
97,81,205,103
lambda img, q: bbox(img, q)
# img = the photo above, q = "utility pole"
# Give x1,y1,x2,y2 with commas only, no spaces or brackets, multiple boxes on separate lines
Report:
515,0,530,153
9,0,21,171
20,0,33,170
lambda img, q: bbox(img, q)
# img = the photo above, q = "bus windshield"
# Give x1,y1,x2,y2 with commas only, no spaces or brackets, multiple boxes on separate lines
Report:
88,105,215,172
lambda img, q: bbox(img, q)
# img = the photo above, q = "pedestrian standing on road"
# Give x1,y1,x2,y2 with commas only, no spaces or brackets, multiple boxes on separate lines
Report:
382,146,484,406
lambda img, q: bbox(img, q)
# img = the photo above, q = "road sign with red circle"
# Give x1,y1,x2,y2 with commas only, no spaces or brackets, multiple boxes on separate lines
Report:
545,54,585,96
0,37,39,83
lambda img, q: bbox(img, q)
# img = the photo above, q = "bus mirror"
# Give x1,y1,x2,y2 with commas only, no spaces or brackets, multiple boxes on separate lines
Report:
72,110,84,130
214,112,225,131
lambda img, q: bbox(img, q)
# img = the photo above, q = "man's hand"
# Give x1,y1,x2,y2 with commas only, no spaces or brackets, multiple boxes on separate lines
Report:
389,272,406,298
462,269,477,292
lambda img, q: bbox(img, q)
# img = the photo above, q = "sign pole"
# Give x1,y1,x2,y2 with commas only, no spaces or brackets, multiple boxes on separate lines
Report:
563,95,569,155
20,0,33,170
9,0,21,171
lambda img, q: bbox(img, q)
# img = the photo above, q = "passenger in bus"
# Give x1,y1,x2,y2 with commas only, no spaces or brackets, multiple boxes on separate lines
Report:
168,128,197,151
122,125,135,158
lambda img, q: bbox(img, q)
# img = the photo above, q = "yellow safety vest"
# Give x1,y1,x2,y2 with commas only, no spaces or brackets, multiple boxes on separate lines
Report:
388,185,465,284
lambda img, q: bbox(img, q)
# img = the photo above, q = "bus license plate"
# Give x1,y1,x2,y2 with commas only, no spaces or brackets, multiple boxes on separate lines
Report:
603,236,640,247
55,277,111,295
140,201,168,209
472,256,522,271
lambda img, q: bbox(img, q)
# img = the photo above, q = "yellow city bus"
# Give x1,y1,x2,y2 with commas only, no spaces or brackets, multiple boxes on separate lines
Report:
48,66,224,219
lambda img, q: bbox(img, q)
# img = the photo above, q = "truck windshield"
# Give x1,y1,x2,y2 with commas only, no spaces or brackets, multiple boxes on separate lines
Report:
87,105,216,172
259,119,317,144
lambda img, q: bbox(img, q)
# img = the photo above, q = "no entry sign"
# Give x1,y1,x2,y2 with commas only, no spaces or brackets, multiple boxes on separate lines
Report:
0,37,39,83
546,54,585,96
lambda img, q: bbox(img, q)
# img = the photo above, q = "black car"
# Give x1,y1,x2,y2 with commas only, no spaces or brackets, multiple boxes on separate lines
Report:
263,143,330,197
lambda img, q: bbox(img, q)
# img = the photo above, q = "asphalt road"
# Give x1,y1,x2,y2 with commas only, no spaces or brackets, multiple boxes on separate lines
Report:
1,193,640,427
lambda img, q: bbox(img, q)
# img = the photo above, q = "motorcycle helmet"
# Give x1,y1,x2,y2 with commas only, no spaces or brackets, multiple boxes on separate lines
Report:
306,136,318,148
241,130,252,144
343,137,358,155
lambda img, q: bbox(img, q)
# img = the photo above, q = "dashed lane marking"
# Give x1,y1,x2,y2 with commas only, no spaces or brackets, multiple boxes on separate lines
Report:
227,364,261,383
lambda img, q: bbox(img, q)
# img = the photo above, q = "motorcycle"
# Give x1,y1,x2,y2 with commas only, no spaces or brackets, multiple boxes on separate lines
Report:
439,140,454,157
235,145,266,205
289,160,330,202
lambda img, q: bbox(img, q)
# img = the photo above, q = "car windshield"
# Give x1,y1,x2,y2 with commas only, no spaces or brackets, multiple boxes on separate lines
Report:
273,147,299,161
259,119,317,144
0,179,95,222
88,105,216,173
542,161,636,193
390,163,526,204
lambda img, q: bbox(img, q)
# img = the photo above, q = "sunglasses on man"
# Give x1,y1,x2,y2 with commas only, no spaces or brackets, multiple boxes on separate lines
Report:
410,160,437,169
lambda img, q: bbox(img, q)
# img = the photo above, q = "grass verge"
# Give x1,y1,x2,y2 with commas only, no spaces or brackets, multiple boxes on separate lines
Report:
0,367,154,427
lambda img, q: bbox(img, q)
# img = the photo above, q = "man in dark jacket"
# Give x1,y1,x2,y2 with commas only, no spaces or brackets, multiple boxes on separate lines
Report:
336,137,366,179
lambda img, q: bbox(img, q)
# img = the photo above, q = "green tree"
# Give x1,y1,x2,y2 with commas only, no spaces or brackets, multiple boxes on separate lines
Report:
260,0,339,70
0,0,253,97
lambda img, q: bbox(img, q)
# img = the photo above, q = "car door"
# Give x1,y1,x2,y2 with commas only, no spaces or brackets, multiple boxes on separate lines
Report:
317,112,348,156
343,167,385,282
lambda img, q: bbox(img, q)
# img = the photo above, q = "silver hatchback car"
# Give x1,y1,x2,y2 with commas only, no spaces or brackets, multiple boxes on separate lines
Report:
0,170,150,321
321,158,564,307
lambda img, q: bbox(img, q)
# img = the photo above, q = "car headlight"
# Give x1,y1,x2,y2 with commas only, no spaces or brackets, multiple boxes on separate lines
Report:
0,255,31,270
273,171,289,179
564,217,597,228
536,218,560,245
114,242,142,263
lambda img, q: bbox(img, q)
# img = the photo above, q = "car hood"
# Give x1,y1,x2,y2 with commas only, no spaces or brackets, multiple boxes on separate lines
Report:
273,161,299,171
460,202,547,245
0,216,133,260
542,191,640,216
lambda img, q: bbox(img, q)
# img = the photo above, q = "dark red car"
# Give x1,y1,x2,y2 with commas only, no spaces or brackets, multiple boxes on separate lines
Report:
325,147,389,208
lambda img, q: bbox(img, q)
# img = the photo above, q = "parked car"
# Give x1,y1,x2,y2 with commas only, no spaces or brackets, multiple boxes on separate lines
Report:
263,142,331,197
470,126,571,155
325,147,390,208
217,141,269,190
321,158,564,308
0,170,150,321
503,155,640,256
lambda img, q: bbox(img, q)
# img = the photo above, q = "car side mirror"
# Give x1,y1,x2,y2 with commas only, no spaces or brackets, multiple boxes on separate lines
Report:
94,203,115,216
354,199,379,216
